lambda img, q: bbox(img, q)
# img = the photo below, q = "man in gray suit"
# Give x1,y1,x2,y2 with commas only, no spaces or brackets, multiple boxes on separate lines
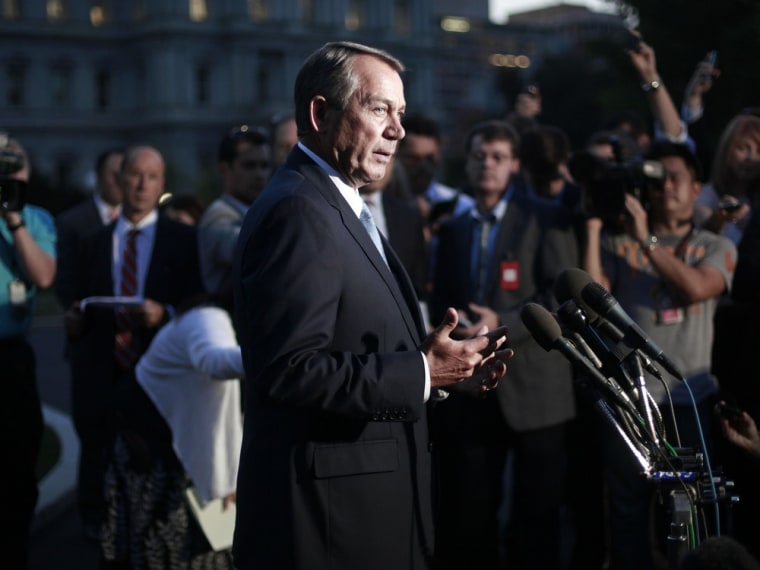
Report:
232,42,512,570
429,120,577,570
198,126,271,305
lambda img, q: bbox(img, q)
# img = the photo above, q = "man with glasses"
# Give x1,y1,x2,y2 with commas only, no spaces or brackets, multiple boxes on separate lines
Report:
429,119,576,570
198,125,271,307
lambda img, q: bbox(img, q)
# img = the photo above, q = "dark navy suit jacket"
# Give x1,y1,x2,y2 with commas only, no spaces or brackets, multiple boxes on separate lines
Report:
232,147,434,569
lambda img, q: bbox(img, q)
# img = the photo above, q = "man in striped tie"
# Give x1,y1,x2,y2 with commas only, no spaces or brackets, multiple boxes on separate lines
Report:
64,145,204,540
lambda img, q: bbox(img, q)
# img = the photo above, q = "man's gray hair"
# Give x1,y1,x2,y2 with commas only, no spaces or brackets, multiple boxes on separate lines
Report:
294,42,405,136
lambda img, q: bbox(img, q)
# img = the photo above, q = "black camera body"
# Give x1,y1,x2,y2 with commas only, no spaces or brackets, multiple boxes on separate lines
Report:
569,150,665,227
0,147,27,212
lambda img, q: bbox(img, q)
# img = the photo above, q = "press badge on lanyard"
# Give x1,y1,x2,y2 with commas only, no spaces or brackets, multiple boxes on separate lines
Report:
658,307,684,325
655,231,690,325
500,261,520,290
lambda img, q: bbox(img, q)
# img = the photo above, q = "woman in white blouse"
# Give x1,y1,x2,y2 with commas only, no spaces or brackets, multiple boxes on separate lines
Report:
101,295,244,569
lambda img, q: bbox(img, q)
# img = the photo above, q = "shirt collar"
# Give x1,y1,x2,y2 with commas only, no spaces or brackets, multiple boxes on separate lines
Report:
93,193,121,224
116,209,158,235
222,194,250,215
470,187,512,222
298,141,363,217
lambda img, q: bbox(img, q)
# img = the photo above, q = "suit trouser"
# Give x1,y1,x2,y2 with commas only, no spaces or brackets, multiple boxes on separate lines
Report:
0,337,43,569
71,363,130,528
431,394,567,570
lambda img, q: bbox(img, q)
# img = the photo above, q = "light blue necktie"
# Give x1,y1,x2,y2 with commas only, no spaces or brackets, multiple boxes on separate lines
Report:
359,203,389,268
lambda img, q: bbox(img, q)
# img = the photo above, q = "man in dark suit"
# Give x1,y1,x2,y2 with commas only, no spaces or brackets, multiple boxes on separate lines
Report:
429,120,577,570
64,145,204,538
55,148,124,309
232,42,512,570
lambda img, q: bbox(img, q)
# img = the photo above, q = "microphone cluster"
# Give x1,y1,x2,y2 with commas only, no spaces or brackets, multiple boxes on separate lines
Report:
521,268,699,472
521,268,735,560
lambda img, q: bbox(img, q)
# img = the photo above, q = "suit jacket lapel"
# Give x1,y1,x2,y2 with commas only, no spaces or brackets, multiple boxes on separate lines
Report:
382,234,427,340
144,216,165,300
484,195,529,302
292,148,424,343
455,214,478,303
95,224,115,295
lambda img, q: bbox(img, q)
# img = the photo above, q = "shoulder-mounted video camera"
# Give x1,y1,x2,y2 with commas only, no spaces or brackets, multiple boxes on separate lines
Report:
0,133,28,212
569,139,664,230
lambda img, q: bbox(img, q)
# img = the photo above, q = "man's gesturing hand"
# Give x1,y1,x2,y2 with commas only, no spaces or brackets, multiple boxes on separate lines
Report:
421,307,513,391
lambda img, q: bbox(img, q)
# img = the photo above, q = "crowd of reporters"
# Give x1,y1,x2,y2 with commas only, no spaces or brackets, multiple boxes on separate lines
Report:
3,32,760,570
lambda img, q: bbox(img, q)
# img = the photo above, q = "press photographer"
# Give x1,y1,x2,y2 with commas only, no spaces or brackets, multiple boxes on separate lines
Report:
0,133,57,568
582,140,737,569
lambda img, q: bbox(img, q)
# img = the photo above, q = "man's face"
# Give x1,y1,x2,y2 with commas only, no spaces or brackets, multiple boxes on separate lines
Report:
324,55,406,188
647,155,700,221
120,147,165,221
224,141,272,205
465,135,518,199
398,133,440,196
98,152,124,206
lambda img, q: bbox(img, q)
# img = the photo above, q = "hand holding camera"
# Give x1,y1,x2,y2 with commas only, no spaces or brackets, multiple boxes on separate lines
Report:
0,134,28,213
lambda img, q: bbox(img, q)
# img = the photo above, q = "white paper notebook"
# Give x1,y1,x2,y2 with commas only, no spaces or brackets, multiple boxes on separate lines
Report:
184,486,236,552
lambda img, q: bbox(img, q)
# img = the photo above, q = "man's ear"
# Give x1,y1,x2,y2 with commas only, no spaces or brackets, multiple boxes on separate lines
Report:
691,180,702,201
309,96,329,133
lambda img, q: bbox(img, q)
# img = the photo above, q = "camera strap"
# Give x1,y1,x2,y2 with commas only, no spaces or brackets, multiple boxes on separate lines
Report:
653,225,694,324
672,225,694,261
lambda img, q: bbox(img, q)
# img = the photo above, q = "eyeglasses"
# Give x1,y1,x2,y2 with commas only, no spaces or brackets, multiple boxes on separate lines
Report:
468,151,513,164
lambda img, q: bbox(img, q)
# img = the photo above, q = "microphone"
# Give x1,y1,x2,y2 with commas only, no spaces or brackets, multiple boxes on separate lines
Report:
522,303,652,470
554,268,663,380
557,299,636,391
580,281,684,381
555,268,622,339
521,303,639,415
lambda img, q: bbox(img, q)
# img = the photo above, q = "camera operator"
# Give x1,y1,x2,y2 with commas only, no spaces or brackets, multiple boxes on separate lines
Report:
0,134,57,568
582,141,736,569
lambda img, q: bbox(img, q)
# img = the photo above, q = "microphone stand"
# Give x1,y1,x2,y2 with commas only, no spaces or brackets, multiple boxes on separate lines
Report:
622,353,662,455
575,374,653,473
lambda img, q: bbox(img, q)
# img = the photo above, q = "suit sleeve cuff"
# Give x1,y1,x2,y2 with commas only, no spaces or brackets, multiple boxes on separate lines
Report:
420,351,449,402
421,351,430,402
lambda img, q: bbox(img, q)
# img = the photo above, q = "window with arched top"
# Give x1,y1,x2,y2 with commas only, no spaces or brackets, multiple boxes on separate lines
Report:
394,0,410,35
2,0,21,19
90,1,111,26
345,0,364,30
189,0,208,22
300,0,313,23
248,0,268,22
47,0,67,21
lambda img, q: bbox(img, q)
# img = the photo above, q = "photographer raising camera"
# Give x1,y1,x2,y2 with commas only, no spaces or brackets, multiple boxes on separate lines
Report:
0,133,57,568
582,140,737,569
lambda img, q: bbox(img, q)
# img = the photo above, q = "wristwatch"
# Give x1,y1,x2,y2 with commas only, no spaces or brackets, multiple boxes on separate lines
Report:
7,219,25,232
640,78,661,93
641,234,659,251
